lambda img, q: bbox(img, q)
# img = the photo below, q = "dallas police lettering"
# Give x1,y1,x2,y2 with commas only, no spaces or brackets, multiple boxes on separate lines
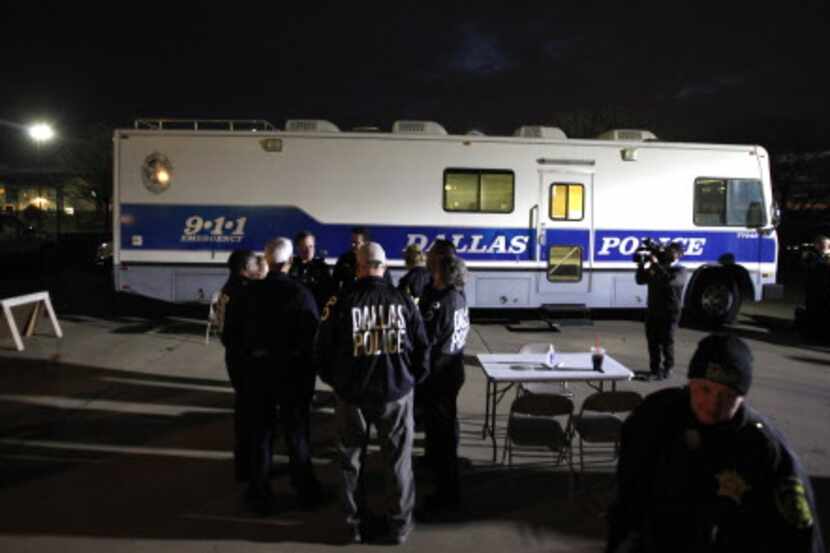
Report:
352,304,407,357
597,236,707,257
406,233,529,255
451,307,470,352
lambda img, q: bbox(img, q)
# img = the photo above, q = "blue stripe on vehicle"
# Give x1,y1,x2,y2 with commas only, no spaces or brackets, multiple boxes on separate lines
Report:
119,204,776,264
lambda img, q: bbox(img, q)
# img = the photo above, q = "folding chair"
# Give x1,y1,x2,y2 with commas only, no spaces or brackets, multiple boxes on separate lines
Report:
504,393,574,477
572,390,642,472
205,290,223,344
517,342,573,398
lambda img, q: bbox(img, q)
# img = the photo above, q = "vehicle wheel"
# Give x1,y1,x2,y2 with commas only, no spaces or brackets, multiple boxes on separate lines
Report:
691,275,740,327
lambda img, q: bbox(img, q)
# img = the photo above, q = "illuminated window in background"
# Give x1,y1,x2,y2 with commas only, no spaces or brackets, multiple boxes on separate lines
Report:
550,183,585,220
548,245,582,282
694,177,765,227
444,172,479,211
444,169,514,213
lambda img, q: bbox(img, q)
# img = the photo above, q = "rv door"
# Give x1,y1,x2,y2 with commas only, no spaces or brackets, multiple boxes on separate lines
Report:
535,170,594,303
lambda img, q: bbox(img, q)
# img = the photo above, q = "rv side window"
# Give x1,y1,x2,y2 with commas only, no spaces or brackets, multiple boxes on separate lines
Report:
548,245,582,282
549,183,584,221
694,178,766,227
443,169,514,213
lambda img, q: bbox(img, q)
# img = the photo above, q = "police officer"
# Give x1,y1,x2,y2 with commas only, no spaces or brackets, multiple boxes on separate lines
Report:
289,230,334,311
398,244,431,303
332,227,393,295
635,242,686,379
417,251,469,517
798,235,830,340
317,242,430,545
607,334,824,553
218,249,259,483
242,237,322,514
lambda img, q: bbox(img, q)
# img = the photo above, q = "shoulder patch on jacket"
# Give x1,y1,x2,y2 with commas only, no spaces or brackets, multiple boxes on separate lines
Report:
321,295,338,322
774,477,814,529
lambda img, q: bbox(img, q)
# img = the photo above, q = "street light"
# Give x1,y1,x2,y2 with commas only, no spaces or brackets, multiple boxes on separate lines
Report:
28,122,55,143
27,122,58,239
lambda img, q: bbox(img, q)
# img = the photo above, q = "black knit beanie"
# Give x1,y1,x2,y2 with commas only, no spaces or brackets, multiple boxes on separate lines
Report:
688,334,753,395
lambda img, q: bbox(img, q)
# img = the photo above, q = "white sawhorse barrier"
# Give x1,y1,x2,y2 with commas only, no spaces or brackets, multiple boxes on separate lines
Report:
1,291,63,351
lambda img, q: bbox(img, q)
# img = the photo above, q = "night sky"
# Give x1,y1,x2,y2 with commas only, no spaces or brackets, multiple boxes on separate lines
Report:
2,2,829,165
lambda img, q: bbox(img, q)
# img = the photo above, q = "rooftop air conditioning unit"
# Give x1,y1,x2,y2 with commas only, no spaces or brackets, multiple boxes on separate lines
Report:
285,119,340,132
391,120,448,135
597,129,658,141
513,126,568,140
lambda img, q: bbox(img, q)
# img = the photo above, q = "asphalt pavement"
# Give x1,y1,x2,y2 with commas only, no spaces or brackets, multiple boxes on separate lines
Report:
0,268,828,552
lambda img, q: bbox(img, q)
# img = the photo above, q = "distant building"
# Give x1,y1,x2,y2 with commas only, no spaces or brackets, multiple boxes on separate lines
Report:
0,166,104,234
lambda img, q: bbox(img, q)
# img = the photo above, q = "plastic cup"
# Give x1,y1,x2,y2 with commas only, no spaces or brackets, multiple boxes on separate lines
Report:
591,346,605,372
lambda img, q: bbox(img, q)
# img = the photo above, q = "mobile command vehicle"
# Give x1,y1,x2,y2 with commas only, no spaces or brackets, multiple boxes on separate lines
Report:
113,118,781,326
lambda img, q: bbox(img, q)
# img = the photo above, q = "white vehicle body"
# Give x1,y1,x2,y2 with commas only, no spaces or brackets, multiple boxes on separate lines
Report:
113,120,779,320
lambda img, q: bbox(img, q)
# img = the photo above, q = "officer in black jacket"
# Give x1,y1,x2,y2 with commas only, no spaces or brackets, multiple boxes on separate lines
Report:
398,244,431,303
242,237,321,514
417,251,469,516
219,249,259,483
607,334,823,553
798,235,830,340
289,230,334,312
332,227,393,295
635,242,686,379
317,241,430,545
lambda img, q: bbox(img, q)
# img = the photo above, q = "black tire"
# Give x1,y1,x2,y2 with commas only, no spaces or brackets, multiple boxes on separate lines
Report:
690,274,740,328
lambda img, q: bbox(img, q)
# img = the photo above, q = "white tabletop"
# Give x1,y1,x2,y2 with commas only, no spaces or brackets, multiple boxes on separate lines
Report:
476,352,634,383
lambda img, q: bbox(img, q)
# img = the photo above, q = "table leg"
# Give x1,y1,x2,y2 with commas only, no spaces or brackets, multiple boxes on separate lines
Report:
482,379,491,440
490,381,498,464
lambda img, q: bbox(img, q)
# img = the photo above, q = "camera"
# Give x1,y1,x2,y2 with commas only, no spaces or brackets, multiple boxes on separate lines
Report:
632,238,672,265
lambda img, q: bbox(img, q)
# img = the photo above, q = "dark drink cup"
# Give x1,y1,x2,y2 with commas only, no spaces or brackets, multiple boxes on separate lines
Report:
591,347,605,372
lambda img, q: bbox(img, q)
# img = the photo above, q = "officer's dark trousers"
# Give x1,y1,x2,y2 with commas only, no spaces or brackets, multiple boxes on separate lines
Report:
225,350,249,482
244,359,319,498
422,369,465,503
645,316,677,374
243,360,278,496
279,373,320,497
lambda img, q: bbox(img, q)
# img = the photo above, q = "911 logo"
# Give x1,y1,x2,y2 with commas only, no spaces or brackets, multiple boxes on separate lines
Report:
180,215,247,244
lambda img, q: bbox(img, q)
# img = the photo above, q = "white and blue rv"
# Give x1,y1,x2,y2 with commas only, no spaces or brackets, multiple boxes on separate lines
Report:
113,119,781,325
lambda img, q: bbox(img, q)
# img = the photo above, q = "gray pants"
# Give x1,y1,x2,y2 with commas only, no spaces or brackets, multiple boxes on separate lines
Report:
336,390,415,533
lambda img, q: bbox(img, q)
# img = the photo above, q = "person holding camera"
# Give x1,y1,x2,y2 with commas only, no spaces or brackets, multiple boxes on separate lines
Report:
635,241,686,380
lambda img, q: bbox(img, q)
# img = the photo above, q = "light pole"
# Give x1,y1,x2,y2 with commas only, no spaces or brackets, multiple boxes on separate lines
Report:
26,122,57,236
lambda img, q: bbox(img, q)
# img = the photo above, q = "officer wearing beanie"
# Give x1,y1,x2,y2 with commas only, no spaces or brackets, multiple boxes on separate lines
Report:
607,334,824,553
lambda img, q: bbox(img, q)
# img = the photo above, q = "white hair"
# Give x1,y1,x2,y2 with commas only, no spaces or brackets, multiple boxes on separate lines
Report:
265,237,293,265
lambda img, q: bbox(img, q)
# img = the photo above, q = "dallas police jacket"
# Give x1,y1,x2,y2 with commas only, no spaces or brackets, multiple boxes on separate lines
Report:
636,262,686,318
316,276,430,404
419,285,469,384
398,266,431,302
607,387,823,553
289,256,334,312
242,272,320,371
